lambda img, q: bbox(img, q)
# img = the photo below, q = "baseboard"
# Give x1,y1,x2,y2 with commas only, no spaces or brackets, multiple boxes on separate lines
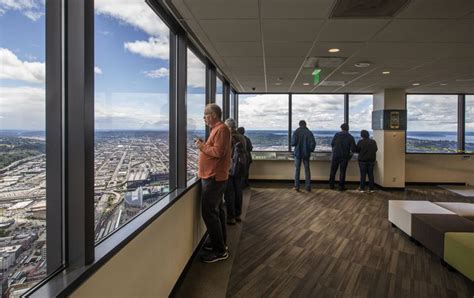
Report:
169,232,208,297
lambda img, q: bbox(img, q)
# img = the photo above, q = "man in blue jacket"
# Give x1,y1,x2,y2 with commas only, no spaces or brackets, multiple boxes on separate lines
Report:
329,123,356,191
291,120,316,192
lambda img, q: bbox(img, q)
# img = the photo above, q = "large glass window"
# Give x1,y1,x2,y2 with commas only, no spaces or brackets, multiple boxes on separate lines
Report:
0,1,48,295
186,50,206,183
215,77,223,115
239,94,288,151
94,1,170,242
407,95,458,153
466,95,474,153
292,94,344,152
349,94,373,142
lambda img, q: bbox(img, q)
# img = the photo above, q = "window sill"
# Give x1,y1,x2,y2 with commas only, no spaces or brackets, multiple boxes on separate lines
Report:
28,179,201,297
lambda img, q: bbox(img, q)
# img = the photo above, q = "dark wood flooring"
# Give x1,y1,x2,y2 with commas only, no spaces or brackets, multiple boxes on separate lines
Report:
227,184,474,297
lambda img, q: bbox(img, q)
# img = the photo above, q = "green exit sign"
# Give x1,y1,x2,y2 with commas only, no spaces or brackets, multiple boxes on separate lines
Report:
312,69,321,85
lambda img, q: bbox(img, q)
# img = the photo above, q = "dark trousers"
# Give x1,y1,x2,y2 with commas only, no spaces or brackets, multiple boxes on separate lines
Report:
201,178,227,254
295,157,311,190
359,161,375,190
225,175,243,219
329,157,349,189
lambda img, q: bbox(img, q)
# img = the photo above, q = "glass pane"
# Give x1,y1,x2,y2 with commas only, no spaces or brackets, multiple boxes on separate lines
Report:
186,50,206,183
407,95,458,153
292,94,344,152
349,94,373,143
466,95,474,153
0,1,48,294
94,0,170,242
215,77,223,116
239,94,288,151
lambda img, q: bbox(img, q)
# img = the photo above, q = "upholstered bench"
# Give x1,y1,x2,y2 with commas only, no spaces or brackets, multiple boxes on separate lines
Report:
434,202,474,221
388,200,455,236
444,232,474,281
411,214,474,258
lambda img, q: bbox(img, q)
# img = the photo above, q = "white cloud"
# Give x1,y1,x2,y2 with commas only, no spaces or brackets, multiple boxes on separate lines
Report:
239,94,289,130
124,37,169,60
187,51,206,89
94,0,168,38
0,86,45,130
144,67,168,79
0,48,45,84
0,0,44,21
407,95,458,131
94,66,103,75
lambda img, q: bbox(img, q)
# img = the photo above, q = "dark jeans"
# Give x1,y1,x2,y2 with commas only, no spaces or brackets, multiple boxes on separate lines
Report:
359,161,375,190
225,174,243,219
295,157,311,190
329,157,349,189
201,178,227,254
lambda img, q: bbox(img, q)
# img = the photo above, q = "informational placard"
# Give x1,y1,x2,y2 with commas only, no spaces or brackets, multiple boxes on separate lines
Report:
372,110,406,130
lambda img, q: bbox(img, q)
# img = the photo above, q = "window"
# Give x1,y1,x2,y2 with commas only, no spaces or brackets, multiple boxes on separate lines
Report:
215,77,223,114
186,49,206,182
0,1,49,295
94,1,170,242
406,95,458,153
292,94,344,152
239,94,288,151
466,95,474,153
349,94,373,142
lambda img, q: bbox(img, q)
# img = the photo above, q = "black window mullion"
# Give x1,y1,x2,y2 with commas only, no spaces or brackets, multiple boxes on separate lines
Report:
176,35,187,189
235,93,239,126
223,81,230,119
458,94,465,152
288,94,292,152
344,93,349,125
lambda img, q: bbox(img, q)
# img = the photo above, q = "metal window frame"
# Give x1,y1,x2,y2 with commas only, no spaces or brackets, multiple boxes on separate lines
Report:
223,81,230,120
458,94,465,152
288,94,292,152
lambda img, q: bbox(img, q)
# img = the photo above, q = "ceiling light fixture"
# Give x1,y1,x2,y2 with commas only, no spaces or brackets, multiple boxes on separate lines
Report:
382,71,390,75
303,83,310,86
412,83,420,86
440,83,448,86
275,82,282,86
328,48,340,53
355,62,371,68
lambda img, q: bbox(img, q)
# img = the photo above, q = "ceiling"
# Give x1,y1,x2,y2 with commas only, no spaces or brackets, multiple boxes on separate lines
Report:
165,0,474,93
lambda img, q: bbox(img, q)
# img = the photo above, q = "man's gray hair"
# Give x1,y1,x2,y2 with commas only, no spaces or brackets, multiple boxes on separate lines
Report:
225,118,237,130
205,103,222,119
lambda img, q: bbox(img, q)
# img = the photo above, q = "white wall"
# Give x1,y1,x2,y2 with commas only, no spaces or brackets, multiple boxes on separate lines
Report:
71,184,205,298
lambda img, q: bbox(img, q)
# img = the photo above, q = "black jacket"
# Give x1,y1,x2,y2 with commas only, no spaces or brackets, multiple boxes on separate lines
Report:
356,138,378,162
291,127,316,159
331,131,356,159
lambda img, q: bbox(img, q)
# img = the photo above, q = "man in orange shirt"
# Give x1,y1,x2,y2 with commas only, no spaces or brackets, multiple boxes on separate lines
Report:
194,103,232,263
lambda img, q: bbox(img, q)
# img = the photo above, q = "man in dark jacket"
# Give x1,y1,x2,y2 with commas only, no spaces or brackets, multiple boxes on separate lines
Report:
237,127,253,188
291,120,316,192
355,130,378,192
329,123,356,191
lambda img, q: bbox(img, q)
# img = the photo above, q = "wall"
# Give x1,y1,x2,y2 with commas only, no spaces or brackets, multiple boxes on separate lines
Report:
71,184,205,298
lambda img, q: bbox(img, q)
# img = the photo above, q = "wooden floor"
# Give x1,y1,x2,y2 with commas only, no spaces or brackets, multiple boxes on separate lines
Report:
227,184,474,297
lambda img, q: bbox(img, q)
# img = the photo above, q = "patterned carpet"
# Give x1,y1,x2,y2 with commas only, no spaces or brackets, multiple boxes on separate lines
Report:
227,184,474,297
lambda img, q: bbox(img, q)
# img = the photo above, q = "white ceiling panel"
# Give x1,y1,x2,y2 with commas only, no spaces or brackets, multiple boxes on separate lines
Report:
266,57,305,68
200,20,260,41
396,0,474,19
184,0,258,19
214,42,262,57
374,20,456,42
318,20,390,42
309,42,364,58
262,20,325,42
261,0,334,19
264,42,312,57
222,57,264,68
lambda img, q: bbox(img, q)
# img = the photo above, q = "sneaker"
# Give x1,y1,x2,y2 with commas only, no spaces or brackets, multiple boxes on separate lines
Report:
368,189,375,193
227,218,236,225
357,188,366,193
203,243,228,252
201,252,229,263
235,216,242,222
292,187,300,192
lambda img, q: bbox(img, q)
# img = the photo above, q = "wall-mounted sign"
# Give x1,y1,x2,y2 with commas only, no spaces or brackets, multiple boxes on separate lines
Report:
372,110,406,130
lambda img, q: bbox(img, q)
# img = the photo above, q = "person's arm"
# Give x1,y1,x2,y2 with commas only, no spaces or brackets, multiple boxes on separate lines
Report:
355,140,362,153
199,127,230,158
310,133,316,152
291,131,297,147
331,134,336,148
350,136,357,153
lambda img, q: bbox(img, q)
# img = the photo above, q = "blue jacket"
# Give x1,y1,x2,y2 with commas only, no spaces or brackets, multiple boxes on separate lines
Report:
291,127,316,159
331,131,356,159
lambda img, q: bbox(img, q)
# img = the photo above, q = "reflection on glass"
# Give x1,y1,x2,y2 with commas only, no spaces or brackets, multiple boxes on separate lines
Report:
0,1,48,294
349,94,373,143
186,50,206,182
239,94,289,151
407,95,458,153
94,0,170,242
216,77,223,116
292,94,344,152
466,95,474,153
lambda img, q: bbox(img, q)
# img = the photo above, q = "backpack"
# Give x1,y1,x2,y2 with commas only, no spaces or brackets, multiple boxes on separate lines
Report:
230,136,248,177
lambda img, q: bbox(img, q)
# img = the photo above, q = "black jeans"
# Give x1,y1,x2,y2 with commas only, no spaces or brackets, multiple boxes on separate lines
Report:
329,157,349,189
358,161,375,190
201,178,227,254
225,175,243,219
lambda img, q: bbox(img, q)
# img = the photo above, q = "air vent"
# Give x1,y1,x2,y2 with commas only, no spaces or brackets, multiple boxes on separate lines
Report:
319,81,346,87
331,0,410,18
303,57,346,68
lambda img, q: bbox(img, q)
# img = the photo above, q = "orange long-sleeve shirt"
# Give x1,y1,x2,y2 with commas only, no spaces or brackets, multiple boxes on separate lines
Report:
198,122,232,181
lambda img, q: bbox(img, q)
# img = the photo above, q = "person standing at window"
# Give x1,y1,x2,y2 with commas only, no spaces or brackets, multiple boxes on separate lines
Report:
355,130,378,192
237,126,253,188
329,123,356,191
194,104,231,263
291,120,316,192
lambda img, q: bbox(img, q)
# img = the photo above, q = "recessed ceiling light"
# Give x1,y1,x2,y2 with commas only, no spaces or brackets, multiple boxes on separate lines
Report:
440,83,448,86
382,71,390,75
355,62,371,68
303,83,310,86
328,48,340,53
275,82,282,86
412,83,420,86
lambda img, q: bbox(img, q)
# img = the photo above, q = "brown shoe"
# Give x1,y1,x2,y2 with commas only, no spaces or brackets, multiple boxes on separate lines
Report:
292,187,300,192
